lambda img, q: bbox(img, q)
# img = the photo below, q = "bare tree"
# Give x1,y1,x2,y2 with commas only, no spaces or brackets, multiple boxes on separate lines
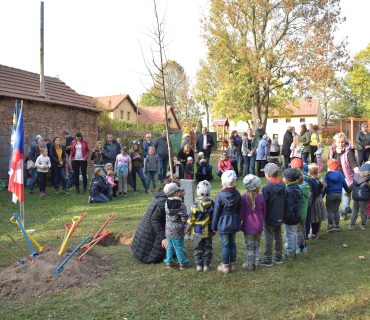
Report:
140,0,173,178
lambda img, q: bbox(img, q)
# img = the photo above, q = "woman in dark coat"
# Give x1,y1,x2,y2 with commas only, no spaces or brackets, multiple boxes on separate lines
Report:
131,179,180,264
282,127,293,169
49,137,69,195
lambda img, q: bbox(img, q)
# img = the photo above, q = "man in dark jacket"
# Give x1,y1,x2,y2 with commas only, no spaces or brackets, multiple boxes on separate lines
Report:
196,127,214,162
282,127,293,169
104,134,121,165
154,130,172,184
261,163,286,266
356,123,370,166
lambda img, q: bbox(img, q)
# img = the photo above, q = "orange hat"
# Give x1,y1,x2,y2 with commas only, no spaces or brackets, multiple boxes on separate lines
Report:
290,158,303,169
327,158,340,171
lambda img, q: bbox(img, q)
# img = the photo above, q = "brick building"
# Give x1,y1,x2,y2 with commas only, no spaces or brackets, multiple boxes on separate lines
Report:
0,64,100,184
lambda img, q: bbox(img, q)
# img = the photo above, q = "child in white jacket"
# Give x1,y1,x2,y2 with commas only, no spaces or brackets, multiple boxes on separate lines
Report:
290,135,303,159
36,148,51,196
315,142,324,171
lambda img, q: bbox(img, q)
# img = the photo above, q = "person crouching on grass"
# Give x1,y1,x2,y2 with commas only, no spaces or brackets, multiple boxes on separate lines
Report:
163,183,191,269
282,168,303,260
186,180,215,272
212,170,242,274
89,168,111,204
239,175,266,271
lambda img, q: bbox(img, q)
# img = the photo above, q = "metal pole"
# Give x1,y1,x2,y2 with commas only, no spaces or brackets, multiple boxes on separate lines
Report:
20,100,25,228
40,1,44,95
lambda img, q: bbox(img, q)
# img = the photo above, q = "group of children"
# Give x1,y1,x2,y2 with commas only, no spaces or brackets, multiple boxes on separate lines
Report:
164,157,370,272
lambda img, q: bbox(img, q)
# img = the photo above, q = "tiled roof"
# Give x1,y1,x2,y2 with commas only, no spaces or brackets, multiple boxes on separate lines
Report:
272,99,320,117
138,107,156,125
139,106,182,129
213,118,229,126
0,64,100,112
93,94,139,112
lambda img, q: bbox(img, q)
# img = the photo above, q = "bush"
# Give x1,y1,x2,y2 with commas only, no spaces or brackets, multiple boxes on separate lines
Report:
153,123,166,132
145,123,154,131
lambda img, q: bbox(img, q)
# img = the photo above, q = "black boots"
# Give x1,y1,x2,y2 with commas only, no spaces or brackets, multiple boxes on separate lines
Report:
82,187,86,195
76,187,80,195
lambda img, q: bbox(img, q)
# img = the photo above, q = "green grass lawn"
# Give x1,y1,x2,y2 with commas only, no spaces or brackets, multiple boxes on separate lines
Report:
1,149,370,319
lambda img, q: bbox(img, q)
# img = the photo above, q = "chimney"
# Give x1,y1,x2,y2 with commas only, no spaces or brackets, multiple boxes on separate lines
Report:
40,1,44,95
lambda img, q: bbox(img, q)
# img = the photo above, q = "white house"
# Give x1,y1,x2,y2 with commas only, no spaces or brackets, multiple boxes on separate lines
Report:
231,99,321,145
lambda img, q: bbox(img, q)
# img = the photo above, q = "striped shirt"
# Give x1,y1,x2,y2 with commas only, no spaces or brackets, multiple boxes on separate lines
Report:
75,142,83,160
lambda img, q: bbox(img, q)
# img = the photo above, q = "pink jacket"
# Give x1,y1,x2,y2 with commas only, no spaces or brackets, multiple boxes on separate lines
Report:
70,140,90,160
329,142,358,185
218,157,232,171
239,192,266,234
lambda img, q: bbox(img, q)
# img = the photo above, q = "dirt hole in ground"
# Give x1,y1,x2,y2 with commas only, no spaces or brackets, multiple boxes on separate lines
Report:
97,233,133,247
0,246,115,301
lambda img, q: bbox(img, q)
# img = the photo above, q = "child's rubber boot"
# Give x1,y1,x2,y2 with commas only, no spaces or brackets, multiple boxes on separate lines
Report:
229,262,236,273
217,263,229,274
242,261,254,271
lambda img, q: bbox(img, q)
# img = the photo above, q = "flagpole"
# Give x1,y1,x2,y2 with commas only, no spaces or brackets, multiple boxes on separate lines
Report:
20,100,25,228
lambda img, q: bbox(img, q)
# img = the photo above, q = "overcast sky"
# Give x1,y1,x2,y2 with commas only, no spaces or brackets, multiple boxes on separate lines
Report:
1,0,369,104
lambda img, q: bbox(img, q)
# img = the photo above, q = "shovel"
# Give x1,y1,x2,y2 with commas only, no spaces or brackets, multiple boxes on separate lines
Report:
7,234,35,264
0,244,24,265
10,216,47,252
77,230,111,262
54,234,92,274
81,213,114,251
13,213,39,259
59,216,80,256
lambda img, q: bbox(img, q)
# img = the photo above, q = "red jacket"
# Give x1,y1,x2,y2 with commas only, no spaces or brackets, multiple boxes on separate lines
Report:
70,140,90,160
218,157,232,171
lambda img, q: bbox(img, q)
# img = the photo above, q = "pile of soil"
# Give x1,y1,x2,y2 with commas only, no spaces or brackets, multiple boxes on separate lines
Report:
0,246,115,300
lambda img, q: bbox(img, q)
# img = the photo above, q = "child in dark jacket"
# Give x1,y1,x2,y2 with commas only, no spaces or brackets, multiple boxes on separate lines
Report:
308,163,327,239
163,182,190,269
212,170,242,274
186,180,215,272
348,162,370,230
282,168,303,259
89,168,111,204
239,175,266,271
260,163,286,266
144,146,160,192
185,157,194,180
323,159,349,232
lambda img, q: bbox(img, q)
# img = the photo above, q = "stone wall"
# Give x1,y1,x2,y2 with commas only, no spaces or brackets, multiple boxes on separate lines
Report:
0,98,99,184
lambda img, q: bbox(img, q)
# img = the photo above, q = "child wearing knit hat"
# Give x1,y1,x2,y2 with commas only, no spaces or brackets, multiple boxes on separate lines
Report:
185,157,194,180
323,159,349,232
186,180,215,272
239,175,266,271
282,168,303,259
211,170,242,274
347,162,370,230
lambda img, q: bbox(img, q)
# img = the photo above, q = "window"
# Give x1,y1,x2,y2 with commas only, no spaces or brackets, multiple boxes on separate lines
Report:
121,111,124,119
273,134,278,140
300,118,305,123
168,118,172,125
127,112,130,120
273,119,278,123
286,119,291,123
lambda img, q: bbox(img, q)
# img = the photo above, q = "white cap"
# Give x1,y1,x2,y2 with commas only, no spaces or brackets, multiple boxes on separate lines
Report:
221,170,236,186
187,157,193,162
163,182,184,196
197,180,211,197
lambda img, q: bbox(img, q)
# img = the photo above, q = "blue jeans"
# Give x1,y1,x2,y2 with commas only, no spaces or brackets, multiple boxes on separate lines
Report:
219,233,237,264
28,168,38,192
244,155,256,175
284,224,297,253
146,171,157,190
305,205,311,237
158,156,169,181
163,238,189,264
341,178,350,213
66,172,74,188
93,193,109,203
284,156,290,169
302,152,309,164
132,166,147,192
53,167,66,189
